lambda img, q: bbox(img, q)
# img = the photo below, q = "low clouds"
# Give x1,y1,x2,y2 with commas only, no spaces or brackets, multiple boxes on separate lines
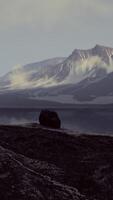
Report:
75,56,113,76
9,65,30,89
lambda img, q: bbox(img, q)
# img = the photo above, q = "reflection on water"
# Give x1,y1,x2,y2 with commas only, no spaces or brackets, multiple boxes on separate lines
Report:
0,108,113,134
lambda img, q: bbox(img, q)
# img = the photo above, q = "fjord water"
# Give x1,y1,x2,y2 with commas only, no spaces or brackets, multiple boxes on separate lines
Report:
0,108,113,134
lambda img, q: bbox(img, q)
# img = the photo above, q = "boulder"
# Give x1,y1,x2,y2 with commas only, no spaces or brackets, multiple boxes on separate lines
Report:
39,109,61,129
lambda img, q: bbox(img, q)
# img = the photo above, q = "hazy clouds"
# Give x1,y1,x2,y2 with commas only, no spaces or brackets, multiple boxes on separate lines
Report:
0,0,113,74
0,0,113,29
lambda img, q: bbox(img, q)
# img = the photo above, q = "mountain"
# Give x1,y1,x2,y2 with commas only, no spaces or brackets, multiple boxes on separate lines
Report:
0,57,65,90
0,44,113,106
73,72,113,104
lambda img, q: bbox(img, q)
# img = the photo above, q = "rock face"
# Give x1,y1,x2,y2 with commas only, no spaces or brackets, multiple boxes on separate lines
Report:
39,110,61,129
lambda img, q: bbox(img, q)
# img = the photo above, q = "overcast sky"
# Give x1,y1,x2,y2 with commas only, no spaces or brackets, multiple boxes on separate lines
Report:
0,0,113,75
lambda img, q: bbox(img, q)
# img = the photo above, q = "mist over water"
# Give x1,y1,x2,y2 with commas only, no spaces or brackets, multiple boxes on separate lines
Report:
0,108,113,135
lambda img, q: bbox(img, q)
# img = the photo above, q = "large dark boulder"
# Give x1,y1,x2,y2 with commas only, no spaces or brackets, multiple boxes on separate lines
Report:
39,109,61,129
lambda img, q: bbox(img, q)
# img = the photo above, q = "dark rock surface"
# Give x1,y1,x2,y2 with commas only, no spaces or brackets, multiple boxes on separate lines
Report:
0,125,113,199
0,146,84,200
39,110,61,129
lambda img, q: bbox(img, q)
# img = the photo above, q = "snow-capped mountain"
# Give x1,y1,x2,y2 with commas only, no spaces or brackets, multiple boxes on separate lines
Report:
0,44,113,105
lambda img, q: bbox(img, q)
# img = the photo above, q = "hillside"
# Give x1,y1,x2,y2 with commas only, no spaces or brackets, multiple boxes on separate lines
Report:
0,125,113,199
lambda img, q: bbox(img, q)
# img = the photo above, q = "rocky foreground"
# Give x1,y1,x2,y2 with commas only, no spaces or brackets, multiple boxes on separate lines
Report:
0,125,113,200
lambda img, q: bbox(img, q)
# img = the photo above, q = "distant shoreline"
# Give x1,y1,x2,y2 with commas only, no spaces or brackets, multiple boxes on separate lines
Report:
0,104,113,110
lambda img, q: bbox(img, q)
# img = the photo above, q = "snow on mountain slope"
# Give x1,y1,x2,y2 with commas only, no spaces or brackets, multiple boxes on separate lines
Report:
0,45,113,105
0,57,65,90
24,72,113,104
60,44,113,85
1,45,113,91
73,71,113,103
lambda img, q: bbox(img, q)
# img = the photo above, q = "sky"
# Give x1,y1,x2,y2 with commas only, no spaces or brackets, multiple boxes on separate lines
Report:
0,0,113,75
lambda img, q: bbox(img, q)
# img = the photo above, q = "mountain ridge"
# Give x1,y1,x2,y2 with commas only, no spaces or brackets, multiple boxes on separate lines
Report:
0,44,113,105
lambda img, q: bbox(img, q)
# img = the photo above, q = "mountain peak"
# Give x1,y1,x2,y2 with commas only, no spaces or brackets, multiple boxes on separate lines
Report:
94,44,104,49
93,44,113,50
70,44,113,64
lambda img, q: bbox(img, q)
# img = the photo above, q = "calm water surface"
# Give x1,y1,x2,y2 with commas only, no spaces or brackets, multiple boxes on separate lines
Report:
0,108,113,135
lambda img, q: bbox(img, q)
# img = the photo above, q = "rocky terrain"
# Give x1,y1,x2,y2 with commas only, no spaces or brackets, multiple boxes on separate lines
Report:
0,125,113,199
